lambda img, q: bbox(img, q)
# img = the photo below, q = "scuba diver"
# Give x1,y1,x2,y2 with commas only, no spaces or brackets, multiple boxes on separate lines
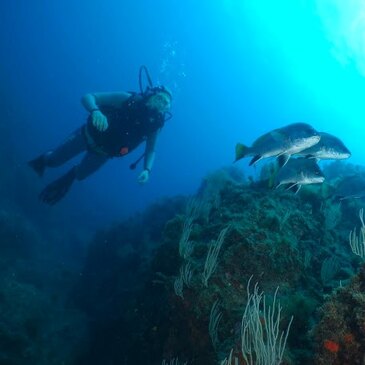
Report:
28,66,172,205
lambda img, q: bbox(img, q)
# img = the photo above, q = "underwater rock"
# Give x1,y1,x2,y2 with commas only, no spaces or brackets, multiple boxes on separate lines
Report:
313,264,365,365
73,164,365,364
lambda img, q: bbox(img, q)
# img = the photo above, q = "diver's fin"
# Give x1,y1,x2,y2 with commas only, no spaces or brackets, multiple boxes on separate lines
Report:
28,154,46,177
277,154,290,168
249,155,262,166
39,167,76,205
235,143,249,162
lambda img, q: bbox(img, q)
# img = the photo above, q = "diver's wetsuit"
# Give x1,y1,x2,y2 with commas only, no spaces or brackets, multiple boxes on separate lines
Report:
44,127,108,180
45,95,165,180
31,94,165,204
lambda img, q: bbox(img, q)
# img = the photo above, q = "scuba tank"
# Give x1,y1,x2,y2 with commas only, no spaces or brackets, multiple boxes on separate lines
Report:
129,65,172,170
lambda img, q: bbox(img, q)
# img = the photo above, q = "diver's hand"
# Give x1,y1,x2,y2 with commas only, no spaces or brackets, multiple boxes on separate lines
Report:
91,110,108,131
138,170,150,184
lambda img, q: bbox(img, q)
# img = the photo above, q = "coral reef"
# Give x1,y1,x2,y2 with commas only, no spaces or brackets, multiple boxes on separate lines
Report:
72,164,365,364
2,161,365,364
313,264,365,365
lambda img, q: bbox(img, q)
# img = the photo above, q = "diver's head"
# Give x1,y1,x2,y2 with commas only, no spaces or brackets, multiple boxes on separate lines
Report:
145,86,172,114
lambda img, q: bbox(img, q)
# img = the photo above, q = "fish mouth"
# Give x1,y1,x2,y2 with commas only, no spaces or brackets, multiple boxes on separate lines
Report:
341,152,351,159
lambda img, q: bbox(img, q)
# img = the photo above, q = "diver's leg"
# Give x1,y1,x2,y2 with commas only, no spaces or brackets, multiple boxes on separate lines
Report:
39,152,109,205
29,128,87,177
45,128,87,167
75,152,109,180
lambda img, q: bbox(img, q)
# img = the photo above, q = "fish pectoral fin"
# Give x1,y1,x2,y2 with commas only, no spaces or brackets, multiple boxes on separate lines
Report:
286,183,301,194
285,183,298,191
294,184,302,194
277,154,290,168
275,182,282,190
249,155,262,166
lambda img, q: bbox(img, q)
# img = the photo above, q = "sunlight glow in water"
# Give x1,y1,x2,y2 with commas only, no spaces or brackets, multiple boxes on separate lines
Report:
230,1,365,113
221,0,365,161
224,0,365,76
317,0,365,76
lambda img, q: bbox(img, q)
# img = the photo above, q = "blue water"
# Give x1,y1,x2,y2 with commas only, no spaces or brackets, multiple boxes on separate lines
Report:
1,0,364,226
3,2,365,364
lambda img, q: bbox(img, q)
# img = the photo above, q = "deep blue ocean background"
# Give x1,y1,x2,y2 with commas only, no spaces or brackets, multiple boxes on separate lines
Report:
2,1,365,364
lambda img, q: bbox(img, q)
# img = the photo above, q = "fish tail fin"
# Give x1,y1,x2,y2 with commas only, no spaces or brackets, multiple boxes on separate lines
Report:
235,143,249,162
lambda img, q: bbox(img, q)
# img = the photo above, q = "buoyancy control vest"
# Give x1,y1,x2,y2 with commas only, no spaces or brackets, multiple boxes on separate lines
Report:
84,93,165,157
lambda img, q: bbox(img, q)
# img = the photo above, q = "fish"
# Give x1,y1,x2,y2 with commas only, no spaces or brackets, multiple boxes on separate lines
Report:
333,175,365,200
275,158,325,194
297,132,351,161
235,122,321,167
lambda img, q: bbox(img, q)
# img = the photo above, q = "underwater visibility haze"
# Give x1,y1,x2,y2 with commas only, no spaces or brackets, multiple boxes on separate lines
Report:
2,0,365,364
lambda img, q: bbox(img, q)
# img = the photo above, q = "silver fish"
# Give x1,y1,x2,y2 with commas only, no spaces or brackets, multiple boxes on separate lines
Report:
297,132,351,161
235,123,321,167
275,158,325,194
